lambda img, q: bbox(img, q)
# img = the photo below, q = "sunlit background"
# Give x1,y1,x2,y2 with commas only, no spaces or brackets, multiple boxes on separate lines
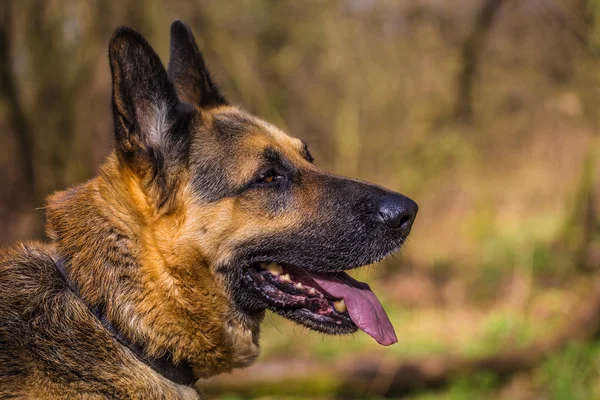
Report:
2,0,600,399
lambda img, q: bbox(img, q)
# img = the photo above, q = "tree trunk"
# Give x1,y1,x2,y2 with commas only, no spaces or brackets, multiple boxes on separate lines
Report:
455,0,505,123
0,0,37,207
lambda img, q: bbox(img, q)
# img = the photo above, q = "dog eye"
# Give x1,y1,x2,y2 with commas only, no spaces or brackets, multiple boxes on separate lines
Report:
256,170,284,185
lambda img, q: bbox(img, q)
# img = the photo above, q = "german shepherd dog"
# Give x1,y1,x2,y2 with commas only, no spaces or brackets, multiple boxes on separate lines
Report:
0,21,417,399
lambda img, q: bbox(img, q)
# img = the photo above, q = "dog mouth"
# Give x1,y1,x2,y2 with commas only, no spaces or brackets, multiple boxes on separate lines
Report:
242,262,397,346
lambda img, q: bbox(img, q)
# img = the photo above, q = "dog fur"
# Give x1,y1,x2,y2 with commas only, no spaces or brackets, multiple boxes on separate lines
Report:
0,21,416,399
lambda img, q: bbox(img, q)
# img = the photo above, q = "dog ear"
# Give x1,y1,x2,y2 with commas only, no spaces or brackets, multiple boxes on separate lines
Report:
168,20,228,109
109,26,183,163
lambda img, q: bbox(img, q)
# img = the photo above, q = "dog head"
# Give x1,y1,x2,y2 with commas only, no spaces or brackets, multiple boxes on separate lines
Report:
107,21,417,366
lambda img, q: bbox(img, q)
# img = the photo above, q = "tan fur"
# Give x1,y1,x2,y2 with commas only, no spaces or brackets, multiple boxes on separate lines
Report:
46,152,263,379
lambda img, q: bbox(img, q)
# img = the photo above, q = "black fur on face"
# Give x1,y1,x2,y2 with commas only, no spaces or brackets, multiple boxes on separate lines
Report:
220,169,414,333
231,171,412,272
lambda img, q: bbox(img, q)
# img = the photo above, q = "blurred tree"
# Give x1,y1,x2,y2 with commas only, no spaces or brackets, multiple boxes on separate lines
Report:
455,0,505,123
0,0,37,207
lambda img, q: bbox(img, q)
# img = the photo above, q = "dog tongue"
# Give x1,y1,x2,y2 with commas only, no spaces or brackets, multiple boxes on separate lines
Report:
311,272,397,346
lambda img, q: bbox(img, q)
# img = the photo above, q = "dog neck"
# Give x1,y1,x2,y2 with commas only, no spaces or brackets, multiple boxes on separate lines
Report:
53,256,197,386
45,154,261,381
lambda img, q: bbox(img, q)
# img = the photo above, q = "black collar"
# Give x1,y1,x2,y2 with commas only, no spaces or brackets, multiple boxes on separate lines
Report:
54,258,197,387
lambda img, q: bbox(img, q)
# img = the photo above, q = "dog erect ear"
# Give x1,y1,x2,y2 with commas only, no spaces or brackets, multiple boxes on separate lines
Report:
109,26,183,163
168,20,227,109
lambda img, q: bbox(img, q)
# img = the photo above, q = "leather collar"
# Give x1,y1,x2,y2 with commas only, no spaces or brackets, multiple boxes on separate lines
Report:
54,258,196,387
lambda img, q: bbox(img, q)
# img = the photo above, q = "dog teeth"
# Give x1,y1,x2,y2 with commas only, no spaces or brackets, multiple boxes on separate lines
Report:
262,262,282,276
309,288,317,295
333,299,347,313
280,274,291,282
295,282,304,289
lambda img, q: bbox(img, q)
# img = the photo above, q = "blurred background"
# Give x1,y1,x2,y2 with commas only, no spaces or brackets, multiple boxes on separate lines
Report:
2,0,600,398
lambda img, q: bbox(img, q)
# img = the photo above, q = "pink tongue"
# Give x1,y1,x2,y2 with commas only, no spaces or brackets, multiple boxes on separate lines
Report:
311,272,397,346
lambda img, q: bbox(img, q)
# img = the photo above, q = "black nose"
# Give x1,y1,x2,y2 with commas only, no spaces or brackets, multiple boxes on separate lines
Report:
377,194,418,233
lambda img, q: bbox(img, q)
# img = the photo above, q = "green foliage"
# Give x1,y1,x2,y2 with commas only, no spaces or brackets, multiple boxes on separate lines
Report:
588,0,600,53
535,341,600,400
462,312,535,358
410,373,498,400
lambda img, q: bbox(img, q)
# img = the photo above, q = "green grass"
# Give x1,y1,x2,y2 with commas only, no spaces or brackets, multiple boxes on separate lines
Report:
535,341,600,400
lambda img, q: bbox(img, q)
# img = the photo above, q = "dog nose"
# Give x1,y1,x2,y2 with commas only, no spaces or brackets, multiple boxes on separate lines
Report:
377,194,418,233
